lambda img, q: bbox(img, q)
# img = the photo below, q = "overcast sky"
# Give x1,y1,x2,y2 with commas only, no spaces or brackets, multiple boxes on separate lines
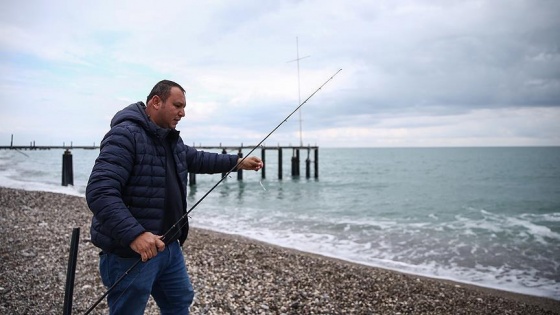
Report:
1,0,559,148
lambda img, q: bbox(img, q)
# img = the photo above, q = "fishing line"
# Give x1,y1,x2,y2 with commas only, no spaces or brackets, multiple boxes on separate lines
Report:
258,145,267,191
15,149,29,157
84,68,341,314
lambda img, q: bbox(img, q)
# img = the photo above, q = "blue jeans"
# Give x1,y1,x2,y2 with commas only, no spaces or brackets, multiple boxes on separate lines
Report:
100,241,194,315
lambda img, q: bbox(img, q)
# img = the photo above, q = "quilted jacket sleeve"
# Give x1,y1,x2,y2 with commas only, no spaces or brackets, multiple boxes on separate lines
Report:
86,125,146,247
184,145,239,174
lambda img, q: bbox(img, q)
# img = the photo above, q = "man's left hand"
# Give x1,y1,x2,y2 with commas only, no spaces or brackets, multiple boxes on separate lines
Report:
238,156,264,171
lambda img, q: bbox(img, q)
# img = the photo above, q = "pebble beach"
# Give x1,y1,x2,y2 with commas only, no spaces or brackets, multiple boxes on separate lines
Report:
0,187,558,314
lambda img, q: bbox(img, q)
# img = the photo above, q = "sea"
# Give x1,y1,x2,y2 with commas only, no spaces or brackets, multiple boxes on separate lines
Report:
0,146,559,300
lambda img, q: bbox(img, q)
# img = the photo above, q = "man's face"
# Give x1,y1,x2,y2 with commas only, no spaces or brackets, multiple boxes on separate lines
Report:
156,87,186,129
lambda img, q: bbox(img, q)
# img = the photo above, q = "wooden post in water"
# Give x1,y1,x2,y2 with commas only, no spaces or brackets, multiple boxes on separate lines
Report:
278,148,283,180
291,149,300,177
314,148,319,178
189,172,196,186
10,134,13,148
62,149,74,186
297,149,300,176
237,150,243,180
221,148,227,179
261,147,266,179
291,149,296,177
305,148,311,179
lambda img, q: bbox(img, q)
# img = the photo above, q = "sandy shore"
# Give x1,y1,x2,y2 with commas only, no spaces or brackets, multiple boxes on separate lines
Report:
0,187,558,314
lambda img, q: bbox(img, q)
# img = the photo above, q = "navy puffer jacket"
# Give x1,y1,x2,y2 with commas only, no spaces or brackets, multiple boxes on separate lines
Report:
86,102,238,257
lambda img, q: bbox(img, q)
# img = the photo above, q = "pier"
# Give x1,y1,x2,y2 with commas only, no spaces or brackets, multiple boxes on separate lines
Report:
1,135,319,186
0,135,98,150
0,145,99,150
201,144,320,185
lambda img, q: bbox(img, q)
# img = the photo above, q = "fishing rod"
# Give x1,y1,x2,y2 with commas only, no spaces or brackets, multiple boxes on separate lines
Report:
83,68,342,314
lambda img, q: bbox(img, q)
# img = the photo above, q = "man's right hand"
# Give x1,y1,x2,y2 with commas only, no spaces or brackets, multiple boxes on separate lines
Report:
130,232,165,262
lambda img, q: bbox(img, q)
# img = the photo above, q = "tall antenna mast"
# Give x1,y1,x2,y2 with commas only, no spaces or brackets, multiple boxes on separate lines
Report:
287,37,309,146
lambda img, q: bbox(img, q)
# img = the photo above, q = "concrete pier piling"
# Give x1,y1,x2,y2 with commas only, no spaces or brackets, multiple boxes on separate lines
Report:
221,148,228,179
237,150,243,180
314,147,319,178
306,148,311,179
261,147,266,179
189,172,196,186
291,149,300,177
278,148,283,180
61,149,74,186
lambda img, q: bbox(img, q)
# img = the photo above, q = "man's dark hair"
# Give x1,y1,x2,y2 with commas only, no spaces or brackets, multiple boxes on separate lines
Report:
146,80,186,104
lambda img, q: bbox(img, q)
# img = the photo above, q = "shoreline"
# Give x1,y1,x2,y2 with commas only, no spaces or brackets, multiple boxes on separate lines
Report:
0,186,558,314
189,227,560,313
203,227,557,302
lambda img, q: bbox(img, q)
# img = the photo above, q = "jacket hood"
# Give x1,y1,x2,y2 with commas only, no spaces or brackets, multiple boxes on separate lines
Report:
111,102,172,139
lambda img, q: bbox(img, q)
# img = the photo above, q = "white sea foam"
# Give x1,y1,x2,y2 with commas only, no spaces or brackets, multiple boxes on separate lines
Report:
0,172,84,197
194,217,560,299
194,214,560,300
506,217,560,242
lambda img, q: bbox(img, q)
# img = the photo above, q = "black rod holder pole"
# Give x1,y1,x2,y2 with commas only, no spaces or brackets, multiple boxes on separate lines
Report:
63,227,80,315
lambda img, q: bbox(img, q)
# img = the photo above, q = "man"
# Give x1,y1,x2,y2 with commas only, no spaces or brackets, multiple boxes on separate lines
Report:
86,80,263,314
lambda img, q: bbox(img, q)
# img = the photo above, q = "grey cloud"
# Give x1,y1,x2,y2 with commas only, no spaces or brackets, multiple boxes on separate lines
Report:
2,0,559,147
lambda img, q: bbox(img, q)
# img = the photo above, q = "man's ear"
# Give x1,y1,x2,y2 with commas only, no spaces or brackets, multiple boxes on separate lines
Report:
150,95,162,109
